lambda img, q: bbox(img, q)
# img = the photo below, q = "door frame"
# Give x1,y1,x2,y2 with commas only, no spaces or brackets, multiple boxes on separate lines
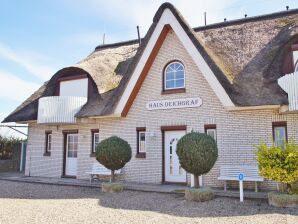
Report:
62,129,78,178
161,125,187,184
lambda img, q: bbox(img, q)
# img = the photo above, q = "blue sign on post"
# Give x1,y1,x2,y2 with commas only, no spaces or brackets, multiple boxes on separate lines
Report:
238,173,244,181
238,173,245,202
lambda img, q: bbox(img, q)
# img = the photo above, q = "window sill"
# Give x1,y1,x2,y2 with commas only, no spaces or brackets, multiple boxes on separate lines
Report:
43,152,51,156
90,153,96,157
161,88,186,95
135,153,146,159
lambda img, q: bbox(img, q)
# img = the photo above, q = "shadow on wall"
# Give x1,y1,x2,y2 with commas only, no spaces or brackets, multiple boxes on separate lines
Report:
0,180,297,217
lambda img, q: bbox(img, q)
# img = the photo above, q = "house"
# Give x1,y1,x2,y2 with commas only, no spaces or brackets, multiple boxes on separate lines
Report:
3,3,298,190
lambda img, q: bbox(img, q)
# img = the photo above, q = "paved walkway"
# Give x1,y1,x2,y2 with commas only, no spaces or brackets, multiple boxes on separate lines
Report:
0,172,267,199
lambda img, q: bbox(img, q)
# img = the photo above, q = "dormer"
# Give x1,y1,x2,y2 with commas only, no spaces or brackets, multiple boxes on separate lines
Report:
278,43,298,111
37,68,98,124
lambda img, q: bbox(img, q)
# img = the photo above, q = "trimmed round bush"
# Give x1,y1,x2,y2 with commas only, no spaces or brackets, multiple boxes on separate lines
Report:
177,132,218,188
96,136,132,182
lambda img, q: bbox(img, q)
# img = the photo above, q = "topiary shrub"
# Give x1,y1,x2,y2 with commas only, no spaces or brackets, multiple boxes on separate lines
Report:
96,136,132,182
177,132,218,188
255,141,298,193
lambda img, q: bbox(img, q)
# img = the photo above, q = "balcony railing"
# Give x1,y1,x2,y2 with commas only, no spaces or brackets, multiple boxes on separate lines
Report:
278,72,298,111
37,96,87,124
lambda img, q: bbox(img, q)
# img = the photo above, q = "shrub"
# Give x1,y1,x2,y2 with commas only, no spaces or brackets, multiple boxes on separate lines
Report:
176,132,218,188
96,136,132,182
268,192,298,207
0,135,22,160
185,187,214,202
255,141,298,193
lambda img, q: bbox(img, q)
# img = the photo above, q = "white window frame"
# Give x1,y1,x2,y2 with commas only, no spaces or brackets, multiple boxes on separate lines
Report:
206,128,217,141
164,61,185,90
273,125,287,147
138,131,146,153
93,132,100,153
46,133,52,153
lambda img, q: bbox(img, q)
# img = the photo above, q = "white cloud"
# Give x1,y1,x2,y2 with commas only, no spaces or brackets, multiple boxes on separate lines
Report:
0,70,40,102
0,42,55,81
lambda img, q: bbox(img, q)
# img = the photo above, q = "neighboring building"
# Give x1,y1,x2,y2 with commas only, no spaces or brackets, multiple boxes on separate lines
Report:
3,3,298,190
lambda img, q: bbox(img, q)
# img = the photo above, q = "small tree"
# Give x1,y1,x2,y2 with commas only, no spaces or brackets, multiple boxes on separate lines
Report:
255,141,298,193
177,132,218,188
96,136,132,182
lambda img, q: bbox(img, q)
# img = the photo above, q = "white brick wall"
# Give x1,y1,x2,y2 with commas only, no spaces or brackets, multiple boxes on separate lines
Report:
26,30,298,190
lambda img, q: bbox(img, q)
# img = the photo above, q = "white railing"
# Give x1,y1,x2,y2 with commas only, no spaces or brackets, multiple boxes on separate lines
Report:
37,96,87,124
278,72,298,111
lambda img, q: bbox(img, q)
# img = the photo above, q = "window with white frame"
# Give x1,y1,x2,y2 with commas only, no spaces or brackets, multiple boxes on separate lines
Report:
138,131,146,153
45,131,52,155
92,130,100,154
136,128,146,158
273,122,287,148
164,61,185,90
205,125,217,141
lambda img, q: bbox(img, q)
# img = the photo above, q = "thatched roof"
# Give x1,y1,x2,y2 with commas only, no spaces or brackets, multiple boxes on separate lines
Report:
3,3,298,122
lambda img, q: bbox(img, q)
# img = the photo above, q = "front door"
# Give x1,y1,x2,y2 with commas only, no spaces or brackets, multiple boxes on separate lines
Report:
65,134,78,176
164,130,186,183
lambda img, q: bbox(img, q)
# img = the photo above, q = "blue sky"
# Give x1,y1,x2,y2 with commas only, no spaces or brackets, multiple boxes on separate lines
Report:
0,0,297,137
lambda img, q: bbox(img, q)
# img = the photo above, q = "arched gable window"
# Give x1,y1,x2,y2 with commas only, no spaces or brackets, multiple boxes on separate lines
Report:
164,61,185,90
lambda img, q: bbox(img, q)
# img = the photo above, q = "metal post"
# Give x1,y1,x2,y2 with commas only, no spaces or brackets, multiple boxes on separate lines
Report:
137,26,141,45
204,12,206,26
20,141,24,172
239,180,244,202
102,33,105,45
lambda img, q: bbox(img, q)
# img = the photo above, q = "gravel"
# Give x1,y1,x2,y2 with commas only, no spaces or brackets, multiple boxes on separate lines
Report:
0,180,297,224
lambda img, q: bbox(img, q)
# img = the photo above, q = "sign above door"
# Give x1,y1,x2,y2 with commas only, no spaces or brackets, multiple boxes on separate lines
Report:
146,97,202,111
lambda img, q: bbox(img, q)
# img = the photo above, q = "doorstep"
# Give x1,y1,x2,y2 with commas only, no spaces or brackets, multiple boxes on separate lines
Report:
0,173,267,199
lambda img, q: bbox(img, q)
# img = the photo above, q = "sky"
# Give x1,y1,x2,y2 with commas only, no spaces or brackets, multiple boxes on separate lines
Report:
0,0,297,138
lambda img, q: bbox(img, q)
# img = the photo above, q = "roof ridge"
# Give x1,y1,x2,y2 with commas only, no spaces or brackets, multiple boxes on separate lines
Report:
94,6,298,50
95,39,142,51
194,8,298,31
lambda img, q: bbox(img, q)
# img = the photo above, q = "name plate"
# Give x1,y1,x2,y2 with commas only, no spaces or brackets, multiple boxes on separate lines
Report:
146,97,202,111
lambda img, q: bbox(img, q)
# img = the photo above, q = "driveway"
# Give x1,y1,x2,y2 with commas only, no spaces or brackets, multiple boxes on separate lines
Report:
0,180,297,224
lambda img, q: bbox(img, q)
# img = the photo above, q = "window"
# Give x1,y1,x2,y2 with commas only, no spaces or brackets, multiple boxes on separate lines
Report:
204,124,217,141
164,61,185,90
272,122,287,148
91,129,99,155
136,127,146,158
44,131,52,156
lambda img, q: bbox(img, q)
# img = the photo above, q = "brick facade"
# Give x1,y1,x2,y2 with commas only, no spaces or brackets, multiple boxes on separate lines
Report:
25,31,298,190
